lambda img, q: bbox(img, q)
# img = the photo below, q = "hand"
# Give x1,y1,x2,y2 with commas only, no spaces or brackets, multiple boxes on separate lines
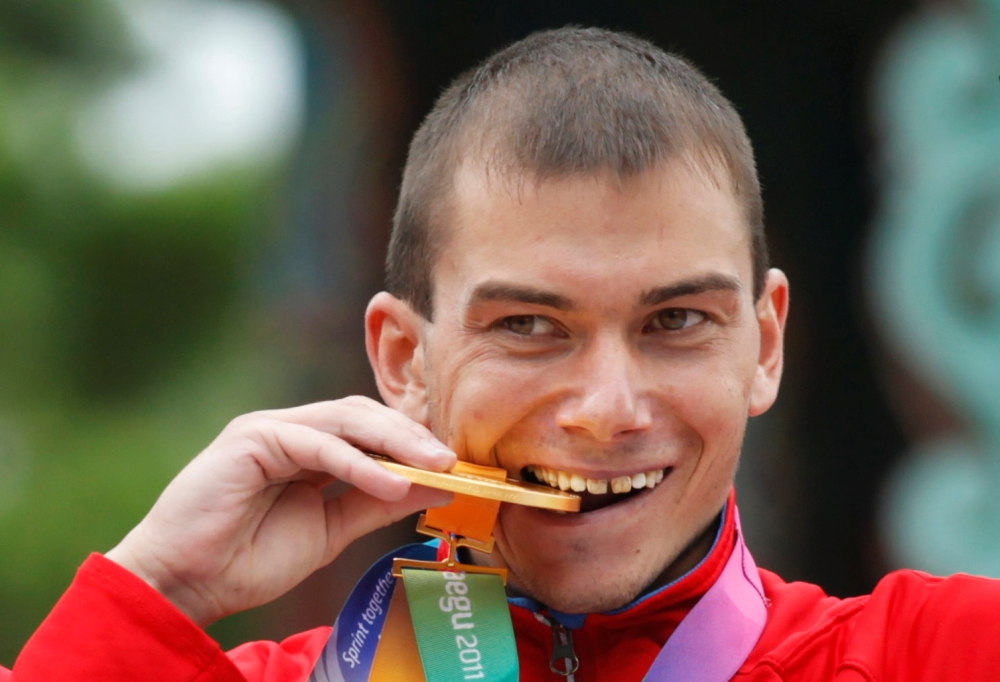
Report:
105,397,455,626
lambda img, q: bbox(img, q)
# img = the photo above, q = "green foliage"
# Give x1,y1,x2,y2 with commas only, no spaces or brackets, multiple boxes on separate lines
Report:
0,0,133,69
0,0,297,664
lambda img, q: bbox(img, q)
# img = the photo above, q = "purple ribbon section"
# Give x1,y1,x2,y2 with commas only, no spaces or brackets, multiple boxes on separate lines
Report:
643,510,767,682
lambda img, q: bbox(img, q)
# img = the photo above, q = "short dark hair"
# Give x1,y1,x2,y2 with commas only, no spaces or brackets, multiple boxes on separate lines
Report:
386,27,767,318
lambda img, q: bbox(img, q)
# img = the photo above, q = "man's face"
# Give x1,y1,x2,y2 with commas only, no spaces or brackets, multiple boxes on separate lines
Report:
407,159,783,613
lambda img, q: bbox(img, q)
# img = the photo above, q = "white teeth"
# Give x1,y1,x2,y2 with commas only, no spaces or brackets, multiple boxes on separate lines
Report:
611,476,632,494
586,478,608,494
529,466,666,497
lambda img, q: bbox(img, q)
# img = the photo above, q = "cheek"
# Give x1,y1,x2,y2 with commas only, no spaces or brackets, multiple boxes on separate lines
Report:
434,355,551,466
656,352,753,442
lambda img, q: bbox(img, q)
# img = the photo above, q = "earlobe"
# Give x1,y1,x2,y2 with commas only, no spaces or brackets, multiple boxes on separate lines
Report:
365,292,430,424
748,269,790,417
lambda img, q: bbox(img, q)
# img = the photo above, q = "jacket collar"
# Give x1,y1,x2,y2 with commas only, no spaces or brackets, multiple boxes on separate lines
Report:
507,490,738,629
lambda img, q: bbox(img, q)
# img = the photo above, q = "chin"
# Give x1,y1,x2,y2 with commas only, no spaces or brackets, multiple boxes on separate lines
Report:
493,505,685,614
509,562,650,614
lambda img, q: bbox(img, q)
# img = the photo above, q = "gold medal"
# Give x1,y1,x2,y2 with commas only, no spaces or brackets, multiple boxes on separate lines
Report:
369,454,581,512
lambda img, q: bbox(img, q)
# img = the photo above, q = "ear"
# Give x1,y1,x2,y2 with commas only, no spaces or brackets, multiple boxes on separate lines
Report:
365,292,430,424
748,268,790,417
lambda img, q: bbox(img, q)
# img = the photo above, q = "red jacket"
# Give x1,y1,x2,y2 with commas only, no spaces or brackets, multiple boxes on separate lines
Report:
7,503,1000,681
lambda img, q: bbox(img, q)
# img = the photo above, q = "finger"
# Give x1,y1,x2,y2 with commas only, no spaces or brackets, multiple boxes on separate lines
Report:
261,398,456,471
322,486,454,564
250,421,415,501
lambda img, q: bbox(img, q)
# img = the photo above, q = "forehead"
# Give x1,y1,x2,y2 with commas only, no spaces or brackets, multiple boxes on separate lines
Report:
433,160,752,309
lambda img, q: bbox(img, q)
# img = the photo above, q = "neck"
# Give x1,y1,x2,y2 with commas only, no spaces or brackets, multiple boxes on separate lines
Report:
642,511,722,597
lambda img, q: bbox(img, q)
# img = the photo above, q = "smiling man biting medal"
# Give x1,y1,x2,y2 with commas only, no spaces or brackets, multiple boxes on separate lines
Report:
6,27,1000,682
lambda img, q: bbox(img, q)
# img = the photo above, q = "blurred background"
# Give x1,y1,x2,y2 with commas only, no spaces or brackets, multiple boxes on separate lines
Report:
2,0,999,665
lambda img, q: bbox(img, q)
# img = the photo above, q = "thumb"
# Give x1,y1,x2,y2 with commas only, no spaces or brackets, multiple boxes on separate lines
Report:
322,485,453,564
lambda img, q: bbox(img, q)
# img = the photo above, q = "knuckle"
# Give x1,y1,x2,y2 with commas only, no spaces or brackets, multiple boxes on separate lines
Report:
218,417,288,462
338,395,376,410
226,412,273,435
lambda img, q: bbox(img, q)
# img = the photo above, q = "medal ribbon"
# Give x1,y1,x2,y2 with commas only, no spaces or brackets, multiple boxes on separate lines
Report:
402,568,519,682
642,506,767,682
311,463,518,682
308,545,519,682
309,543,433,682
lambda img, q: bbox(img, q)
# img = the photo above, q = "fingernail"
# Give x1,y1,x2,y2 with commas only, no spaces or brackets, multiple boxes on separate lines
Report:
387,471,409,486
432,449,457,467
421,440,453,458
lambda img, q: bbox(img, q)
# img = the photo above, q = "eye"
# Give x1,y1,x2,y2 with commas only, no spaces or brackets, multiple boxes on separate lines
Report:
499,315,561,337
647,308,706,332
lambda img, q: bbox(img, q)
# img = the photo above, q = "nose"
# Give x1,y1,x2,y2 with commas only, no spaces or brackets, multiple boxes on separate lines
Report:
554,333,652,442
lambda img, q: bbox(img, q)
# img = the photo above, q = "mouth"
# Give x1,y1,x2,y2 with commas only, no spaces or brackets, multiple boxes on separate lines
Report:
522,464,670,513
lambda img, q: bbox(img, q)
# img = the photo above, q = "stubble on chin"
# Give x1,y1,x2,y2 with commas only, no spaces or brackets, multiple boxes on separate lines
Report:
505,554,664,614
494,509,723,614
489,527,679,614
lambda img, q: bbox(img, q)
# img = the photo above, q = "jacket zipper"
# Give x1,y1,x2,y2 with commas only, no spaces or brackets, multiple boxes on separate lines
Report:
534,612,580,680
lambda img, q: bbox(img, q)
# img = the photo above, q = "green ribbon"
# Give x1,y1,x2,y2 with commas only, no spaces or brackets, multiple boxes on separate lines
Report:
402,568,519,682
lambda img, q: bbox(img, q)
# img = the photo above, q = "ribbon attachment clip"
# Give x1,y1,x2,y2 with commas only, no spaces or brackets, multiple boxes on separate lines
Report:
392,461,510,582
392,514,508,584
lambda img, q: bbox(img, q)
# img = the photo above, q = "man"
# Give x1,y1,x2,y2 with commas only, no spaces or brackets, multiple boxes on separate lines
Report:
6,27,1000,682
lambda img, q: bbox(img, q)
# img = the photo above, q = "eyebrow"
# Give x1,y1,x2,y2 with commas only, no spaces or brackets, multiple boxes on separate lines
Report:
638,273,742,308
467,282,575,311
466,273,742,313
